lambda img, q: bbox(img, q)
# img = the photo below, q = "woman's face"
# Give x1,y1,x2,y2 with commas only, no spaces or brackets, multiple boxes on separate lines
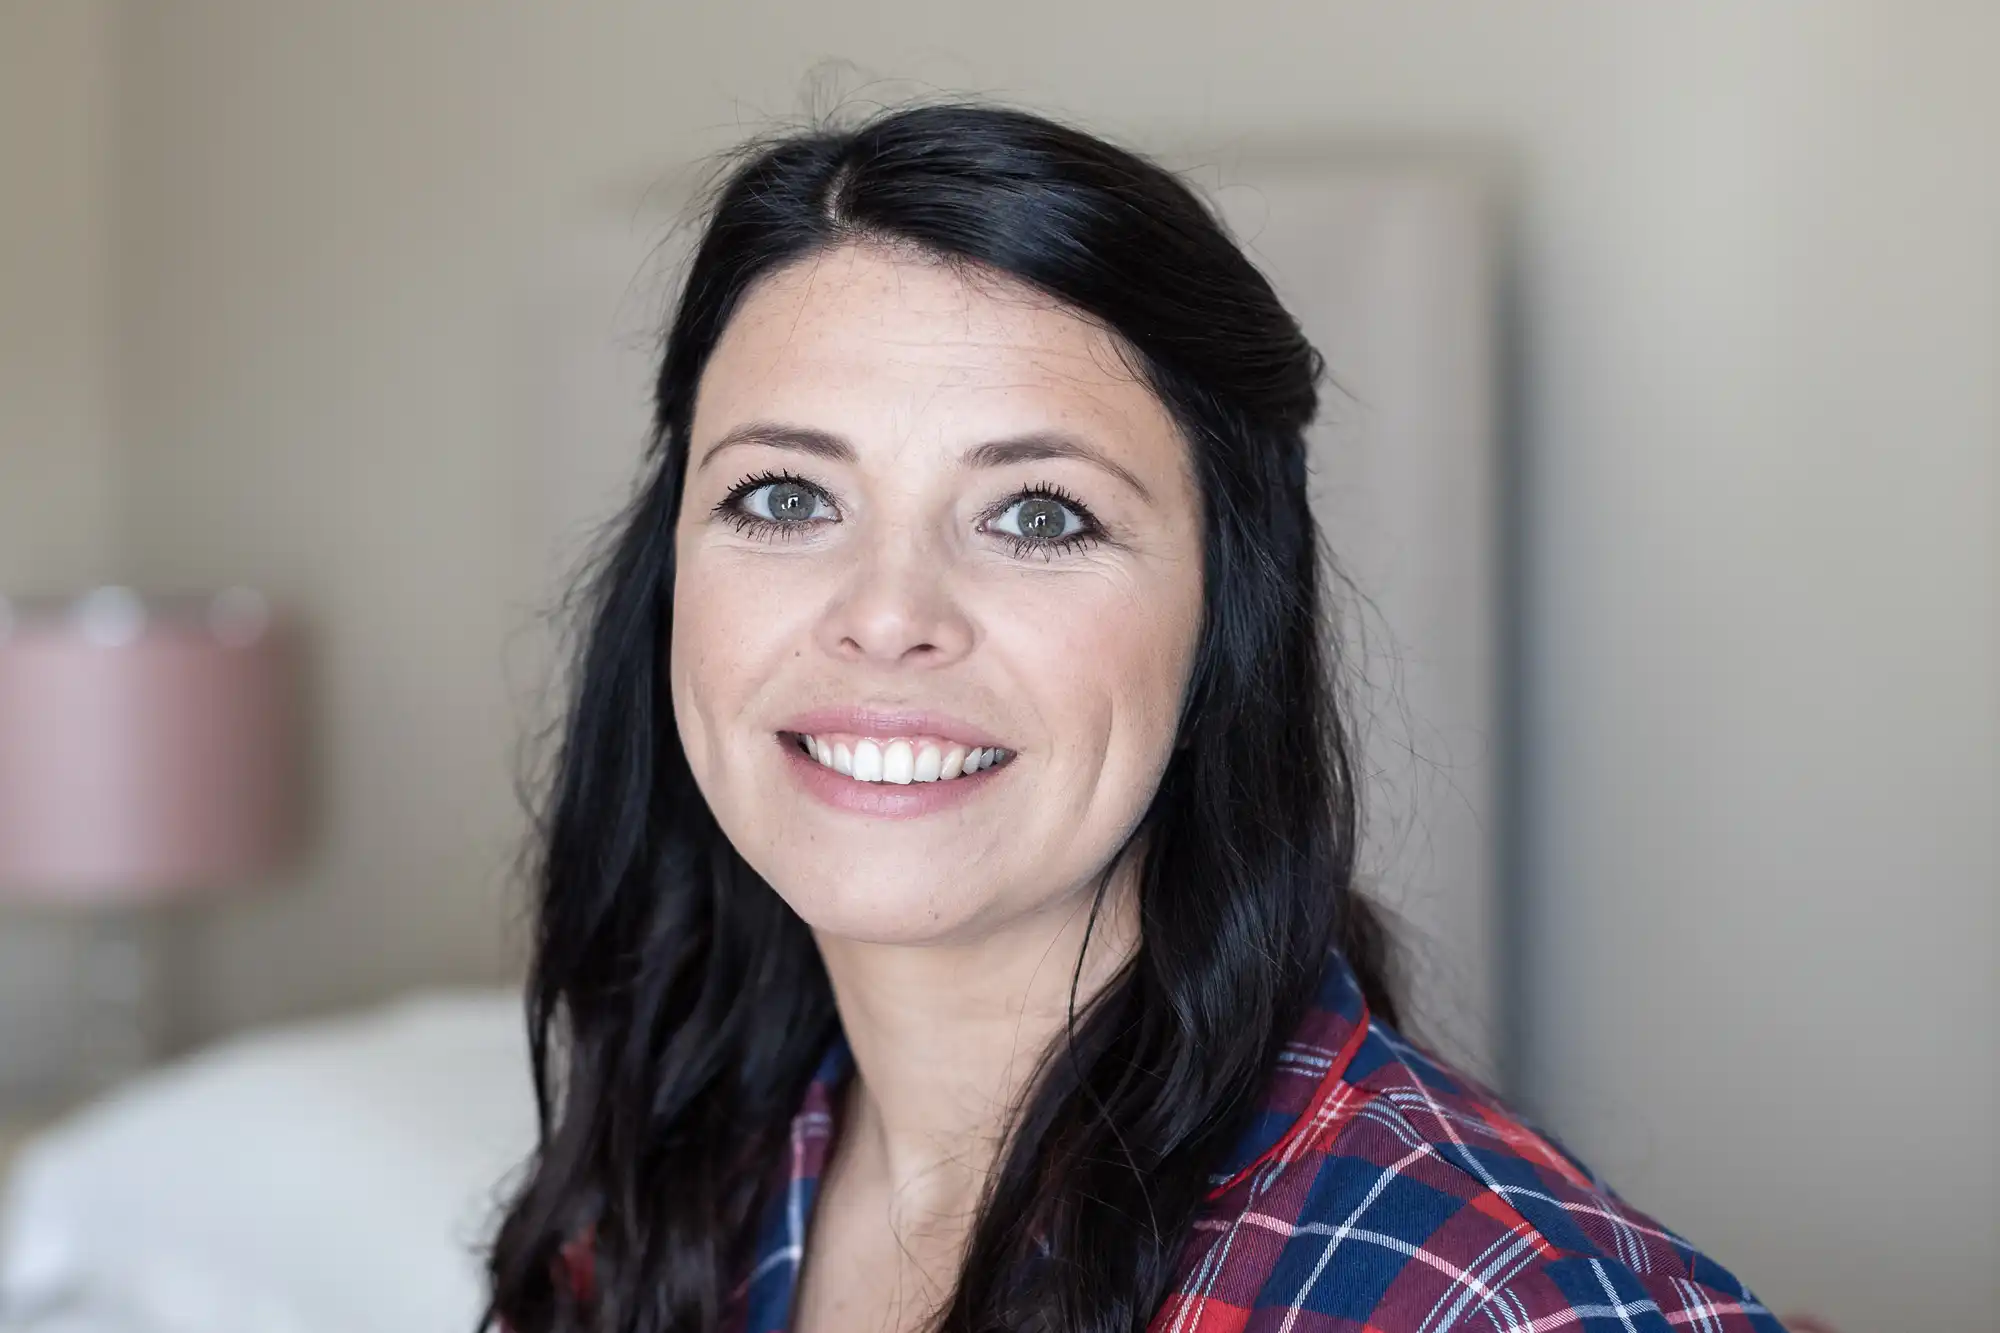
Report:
671,243,1204,946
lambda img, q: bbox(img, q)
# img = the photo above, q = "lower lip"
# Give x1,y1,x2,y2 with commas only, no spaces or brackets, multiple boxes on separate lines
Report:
779,735,1007,818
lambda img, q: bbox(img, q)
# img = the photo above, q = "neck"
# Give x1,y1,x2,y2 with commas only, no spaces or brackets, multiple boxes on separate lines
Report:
811,867,1139,1221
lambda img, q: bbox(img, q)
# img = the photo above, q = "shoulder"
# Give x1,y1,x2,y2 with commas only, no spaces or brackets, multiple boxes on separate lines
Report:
1162,1017,1788,1333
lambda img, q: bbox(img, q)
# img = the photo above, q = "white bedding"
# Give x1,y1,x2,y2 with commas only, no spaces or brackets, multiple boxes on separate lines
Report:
0,990,536,1333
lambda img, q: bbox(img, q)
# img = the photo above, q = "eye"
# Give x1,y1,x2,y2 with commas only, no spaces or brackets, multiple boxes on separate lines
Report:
990,493,1086,544
744,474,828,520
740,478,833,524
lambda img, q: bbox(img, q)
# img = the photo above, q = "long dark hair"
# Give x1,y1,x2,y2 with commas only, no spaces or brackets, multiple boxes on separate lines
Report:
485,101,1399,1333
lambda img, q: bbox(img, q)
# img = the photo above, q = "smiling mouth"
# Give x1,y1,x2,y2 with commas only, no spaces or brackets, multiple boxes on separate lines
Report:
786,732,1014,785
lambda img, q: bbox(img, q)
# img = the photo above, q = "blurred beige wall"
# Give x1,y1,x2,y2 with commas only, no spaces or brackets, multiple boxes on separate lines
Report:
0,0,119,1095
0,0,117,604
7,1,1996,1326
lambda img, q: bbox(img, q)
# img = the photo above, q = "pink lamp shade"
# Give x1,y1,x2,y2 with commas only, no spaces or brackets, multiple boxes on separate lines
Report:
0,587,302,906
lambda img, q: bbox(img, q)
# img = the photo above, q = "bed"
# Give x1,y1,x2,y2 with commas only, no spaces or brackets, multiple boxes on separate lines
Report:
0,990,533,1333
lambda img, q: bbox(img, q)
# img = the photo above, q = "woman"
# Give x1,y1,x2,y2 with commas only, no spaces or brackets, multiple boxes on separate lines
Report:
485,102,1783,1333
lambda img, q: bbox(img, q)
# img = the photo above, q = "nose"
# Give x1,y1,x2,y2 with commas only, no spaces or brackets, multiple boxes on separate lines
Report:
814,532,975,668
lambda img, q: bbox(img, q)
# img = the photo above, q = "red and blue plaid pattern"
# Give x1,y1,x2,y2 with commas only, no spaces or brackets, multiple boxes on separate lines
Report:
729,952,1786,1332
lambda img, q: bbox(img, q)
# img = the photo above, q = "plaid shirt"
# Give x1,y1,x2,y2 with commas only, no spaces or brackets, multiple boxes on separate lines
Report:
724,951,1786,1333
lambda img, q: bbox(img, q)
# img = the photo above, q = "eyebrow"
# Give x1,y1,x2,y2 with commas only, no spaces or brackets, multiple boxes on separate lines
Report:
698,421,1153,502
697,422,855,470
963,432,1153,502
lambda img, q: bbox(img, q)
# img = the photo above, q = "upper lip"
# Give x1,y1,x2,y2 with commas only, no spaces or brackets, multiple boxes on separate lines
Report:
777,706,1012,751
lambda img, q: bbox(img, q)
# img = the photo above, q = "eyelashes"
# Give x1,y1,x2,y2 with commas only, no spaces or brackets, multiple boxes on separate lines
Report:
711,471,1107,558
981,482,1103,560
713,470,833,541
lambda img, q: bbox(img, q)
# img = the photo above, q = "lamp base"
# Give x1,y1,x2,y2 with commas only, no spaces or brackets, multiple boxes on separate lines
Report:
71,910,166,1094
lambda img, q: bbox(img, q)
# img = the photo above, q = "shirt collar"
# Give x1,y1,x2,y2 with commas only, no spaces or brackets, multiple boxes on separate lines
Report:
1199,948,1373,1193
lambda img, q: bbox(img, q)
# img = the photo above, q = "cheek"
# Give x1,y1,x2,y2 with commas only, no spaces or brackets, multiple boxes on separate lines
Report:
667,545,803,780
1101,587,1201,774
995,560,1201,799
666,554,722,778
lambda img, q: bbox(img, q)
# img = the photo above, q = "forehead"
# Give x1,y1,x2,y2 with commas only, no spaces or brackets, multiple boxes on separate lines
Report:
689,243,1185,454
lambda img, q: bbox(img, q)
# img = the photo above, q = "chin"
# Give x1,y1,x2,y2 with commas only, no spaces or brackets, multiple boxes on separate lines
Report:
765,872,1000,948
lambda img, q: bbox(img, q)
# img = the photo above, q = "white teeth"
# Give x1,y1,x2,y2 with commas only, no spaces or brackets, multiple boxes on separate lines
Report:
852,739,884,782
797,734,1008,784
883,739,914,785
